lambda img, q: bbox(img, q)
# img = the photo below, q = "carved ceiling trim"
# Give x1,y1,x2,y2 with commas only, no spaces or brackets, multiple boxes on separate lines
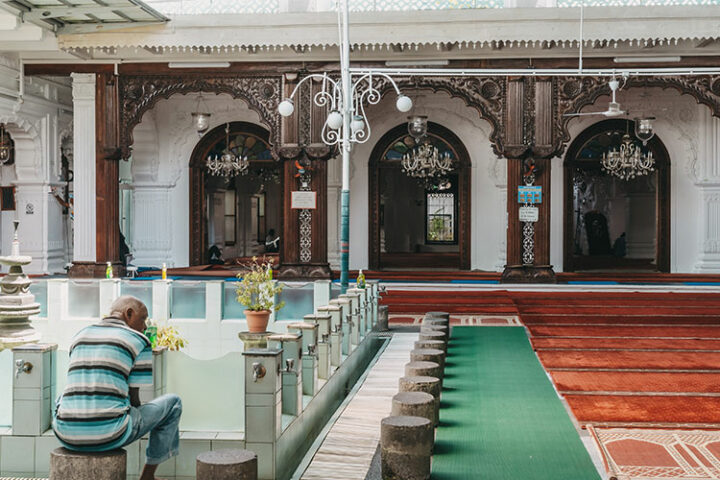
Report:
118,74,282,159
556,75,720,155
374,76,505,157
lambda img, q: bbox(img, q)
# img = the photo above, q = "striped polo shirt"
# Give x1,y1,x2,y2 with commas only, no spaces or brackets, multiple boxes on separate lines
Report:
53,317,153,451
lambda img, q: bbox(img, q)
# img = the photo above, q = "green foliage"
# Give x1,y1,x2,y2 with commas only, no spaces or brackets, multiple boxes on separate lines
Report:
156,325,188,351
236,257,285,312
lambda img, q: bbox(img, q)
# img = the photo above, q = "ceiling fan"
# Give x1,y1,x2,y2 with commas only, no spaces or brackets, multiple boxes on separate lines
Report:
564,78,627,118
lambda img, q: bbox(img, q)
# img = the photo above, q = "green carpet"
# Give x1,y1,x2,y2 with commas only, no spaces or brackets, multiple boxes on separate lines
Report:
431,327,601,480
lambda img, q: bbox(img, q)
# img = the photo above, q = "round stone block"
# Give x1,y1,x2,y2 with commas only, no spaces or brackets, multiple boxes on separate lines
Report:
410,348,445,371
392,391,437,426
418,331,445,344
197,449,257,480
381,415,433,480
422,317,448,327
414,339,446,354
399,375,441,401
50,447,126,480
420,325,448,342
404,360,441,379
426,311,450,320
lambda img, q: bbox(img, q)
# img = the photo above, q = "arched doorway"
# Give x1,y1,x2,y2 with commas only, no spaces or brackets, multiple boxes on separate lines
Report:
189,122,282,266
369,122,471,270
563,119,670,272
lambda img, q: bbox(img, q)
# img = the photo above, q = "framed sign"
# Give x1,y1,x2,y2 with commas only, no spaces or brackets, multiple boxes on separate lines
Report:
518,185,542,204
291,191,317,210
519,206,539,222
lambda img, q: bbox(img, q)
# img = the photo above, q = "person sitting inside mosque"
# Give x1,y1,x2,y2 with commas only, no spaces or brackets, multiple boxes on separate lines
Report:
52,296,182,480
265,228,280,253
208,244,224,264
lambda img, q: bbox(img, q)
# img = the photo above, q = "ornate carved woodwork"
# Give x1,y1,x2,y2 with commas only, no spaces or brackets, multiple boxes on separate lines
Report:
373,76,506,157
555,75,720,156
563,118,671,273
276,156,332,279
118,74,282,159
368,122,471,270
188,122,278,266
278,74,334,161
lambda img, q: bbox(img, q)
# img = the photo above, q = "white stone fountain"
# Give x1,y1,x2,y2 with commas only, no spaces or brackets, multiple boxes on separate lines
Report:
0,221,40,351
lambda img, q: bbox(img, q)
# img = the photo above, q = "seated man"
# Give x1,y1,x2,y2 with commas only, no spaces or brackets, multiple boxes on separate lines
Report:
265,228,280,253
52,296,181,480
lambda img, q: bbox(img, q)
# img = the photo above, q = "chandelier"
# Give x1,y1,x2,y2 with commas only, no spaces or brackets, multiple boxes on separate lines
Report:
601,119,656,181
0,124,13,165
206,123,249,177
401,116,453,182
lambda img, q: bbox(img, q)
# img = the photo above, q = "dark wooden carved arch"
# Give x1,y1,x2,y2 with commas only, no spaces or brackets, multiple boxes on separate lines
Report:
556,75,720,154
118,74,282,159
188,121,277,266
371,76,506,156
369,122,472,270
563,118,671,273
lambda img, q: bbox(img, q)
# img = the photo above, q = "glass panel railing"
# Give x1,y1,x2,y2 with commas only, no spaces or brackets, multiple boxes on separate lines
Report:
222,281,246,320
276,283,315,322
166,351,244,431
170,281,206,319
121,280,154,318
68,280,100,318
0,349,12,427
29,279,48,318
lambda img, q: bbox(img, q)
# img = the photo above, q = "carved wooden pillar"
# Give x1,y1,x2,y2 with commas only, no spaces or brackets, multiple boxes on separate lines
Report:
276,72,332,279
501,77,556,283
276,158,331,278
70,72,122,277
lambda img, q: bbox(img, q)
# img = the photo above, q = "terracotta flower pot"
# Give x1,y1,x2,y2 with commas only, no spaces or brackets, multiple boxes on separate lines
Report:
245,309,271,333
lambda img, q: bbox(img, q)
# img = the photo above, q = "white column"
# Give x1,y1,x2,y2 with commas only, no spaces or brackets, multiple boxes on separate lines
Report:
694,109,720,271
71,73,96,263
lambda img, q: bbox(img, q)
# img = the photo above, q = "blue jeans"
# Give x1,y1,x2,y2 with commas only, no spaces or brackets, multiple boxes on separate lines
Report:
124,394,182,465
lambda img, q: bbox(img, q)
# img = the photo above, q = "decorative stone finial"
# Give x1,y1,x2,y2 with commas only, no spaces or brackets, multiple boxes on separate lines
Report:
0,221,40,351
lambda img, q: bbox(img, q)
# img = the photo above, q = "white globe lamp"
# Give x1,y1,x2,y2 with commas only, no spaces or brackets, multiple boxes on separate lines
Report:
350,116,365,134
396,95,413,113
278,99,295,117
327,110,343,130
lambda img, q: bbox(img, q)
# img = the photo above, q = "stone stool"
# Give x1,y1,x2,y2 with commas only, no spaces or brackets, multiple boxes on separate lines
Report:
50,447,126,480
426,311,450,320
378,305,389,331
405,361,442,379
381,416,433,480
418,330,445,345
197,449,257,480
421,324,448,342
414,339,446,354
422,317,448,327
391,391,437,426
410,348,445,371
399,375,441,423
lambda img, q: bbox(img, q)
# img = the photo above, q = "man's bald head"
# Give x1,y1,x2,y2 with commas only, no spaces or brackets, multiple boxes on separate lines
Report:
110,295,148,333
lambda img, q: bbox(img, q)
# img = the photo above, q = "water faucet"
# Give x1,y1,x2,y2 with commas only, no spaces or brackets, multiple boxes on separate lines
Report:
15,359,32,379
307,344,316,356
252,362,266,382
321,333,329,343
283,358,296,374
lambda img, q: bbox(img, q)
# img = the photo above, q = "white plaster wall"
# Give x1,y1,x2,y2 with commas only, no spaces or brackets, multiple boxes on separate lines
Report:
344,91,506,271
0,55,72,274
554,87,706,273
131,93,265,268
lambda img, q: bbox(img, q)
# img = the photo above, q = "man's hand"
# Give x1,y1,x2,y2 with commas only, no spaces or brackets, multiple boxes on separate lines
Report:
130,387,141,407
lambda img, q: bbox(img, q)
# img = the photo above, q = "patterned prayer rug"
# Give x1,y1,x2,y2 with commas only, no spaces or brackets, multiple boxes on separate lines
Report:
388,313,520,325
589,426,720,479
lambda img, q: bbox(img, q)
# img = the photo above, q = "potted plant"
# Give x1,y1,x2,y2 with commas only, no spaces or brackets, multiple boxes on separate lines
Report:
236,257,284,333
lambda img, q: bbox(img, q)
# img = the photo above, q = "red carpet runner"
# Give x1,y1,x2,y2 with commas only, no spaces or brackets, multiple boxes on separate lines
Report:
517,291,720,428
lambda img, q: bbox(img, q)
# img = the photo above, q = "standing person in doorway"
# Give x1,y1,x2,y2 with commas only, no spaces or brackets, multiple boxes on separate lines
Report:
52,296,182,480
265,228,280,253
